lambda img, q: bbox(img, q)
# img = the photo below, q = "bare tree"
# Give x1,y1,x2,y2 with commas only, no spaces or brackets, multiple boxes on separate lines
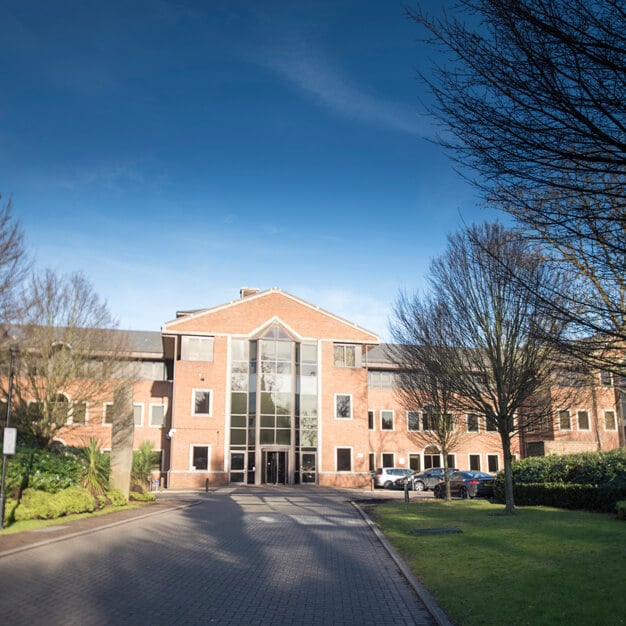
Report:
0,196,29,325
391,223,574,513
409,0,626,376
7,270,133,449
388,298,469,500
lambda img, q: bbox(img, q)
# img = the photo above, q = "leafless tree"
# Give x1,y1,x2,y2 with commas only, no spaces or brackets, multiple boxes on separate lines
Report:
390,223,575,513
409,0,626,377
0,196,29,325
387,298,470,500
6,270,133,449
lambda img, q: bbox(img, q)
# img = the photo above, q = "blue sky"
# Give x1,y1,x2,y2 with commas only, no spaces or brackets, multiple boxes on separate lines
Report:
0,0,498,340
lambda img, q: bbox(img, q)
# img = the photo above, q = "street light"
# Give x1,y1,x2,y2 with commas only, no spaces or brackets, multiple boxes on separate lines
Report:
0,344,17,529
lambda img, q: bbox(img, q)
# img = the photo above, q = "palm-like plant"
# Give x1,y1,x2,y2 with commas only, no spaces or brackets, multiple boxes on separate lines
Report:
132,440,160,490
78,437,110,496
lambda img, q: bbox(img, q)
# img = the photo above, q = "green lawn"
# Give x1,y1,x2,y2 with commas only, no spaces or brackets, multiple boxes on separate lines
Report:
372,499,626,626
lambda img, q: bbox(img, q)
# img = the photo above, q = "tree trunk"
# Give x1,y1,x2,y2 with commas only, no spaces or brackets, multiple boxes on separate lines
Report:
500,433,517,514
110,383,134,499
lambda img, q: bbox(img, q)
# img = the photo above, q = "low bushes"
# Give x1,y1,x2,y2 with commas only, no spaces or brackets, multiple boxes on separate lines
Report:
13,487,95,521
494,449,626,514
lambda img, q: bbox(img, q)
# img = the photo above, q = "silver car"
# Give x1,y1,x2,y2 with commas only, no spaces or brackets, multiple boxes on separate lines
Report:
371,467,414,489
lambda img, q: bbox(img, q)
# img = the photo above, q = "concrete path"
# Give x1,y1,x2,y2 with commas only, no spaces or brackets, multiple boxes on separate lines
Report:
0,487,449,625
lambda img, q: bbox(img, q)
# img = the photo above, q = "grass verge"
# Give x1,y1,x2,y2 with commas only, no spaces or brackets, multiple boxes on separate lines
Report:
372,499,626,626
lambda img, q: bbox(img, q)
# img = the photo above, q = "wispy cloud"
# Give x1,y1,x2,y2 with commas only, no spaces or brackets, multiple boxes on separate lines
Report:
258,40,431,139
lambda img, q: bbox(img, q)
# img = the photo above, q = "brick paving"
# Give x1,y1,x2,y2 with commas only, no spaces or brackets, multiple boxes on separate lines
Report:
0,487,450,625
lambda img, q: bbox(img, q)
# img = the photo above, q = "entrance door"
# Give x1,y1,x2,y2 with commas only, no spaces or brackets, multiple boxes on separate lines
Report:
264,450,287,484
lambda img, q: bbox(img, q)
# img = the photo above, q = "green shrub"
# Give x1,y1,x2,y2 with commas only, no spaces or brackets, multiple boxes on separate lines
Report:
6,446,83,495
57,486,95,515
616,500,626,520
13,487,97,521
14,489,66,521
129,490,156,502
510,483,626,513
105,488,128,507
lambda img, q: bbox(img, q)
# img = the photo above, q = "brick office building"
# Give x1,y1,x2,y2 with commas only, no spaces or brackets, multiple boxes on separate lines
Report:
32,288,625,489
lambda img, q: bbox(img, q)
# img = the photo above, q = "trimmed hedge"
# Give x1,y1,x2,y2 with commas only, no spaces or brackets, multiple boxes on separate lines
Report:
509,483,626,513
494,449,626,514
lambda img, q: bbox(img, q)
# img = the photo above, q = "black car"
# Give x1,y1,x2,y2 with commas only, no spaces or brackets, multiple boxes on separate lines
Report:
433,471,495,499
395,468,459,492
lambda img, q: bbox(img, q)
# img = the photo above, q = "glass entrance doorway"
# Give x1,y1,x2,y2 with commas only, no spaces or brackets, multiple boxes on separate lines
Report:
263,450,287,484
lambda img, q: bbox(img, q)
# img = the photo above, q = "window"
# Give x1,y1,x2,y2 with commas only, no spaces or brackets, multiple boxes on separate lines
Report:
424,446,441,469
447,454,456,468
71,402,87,425
335,394,352,419
599,370,613,387
487,455,500,473
422,406,436,431
467,413,479,432
150,404,166,427
193,389,212,416
367,371,394,389
558,409,571,430
334,344,360,368
191,445,209,471
409,454,421,472
336,448,352,472
382,453,394,467
469,454,481,471
368,452,375,472
103,403,114,425
577,410,590,431
181,336,214,361
407,411,420,431
604,410,617,431
133,403,143,426
368,410,374,430
485,415,497,431
381,410,394,431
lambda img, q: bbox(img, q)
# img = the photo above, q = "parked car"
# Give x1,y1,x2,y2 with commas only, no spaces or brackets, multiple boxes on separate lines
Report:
371,467,414,489
433,471,496,499
395,468,459,492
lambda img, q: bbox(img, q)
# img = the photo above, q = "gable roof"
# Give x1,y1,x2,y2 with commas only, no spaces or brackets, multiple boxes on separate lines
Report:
163,288,379,343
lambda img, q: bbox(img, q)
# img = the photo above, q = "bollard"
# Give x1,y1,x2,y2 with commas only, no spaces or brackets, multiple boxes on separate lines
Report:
404,479,410,504
205,477,209,492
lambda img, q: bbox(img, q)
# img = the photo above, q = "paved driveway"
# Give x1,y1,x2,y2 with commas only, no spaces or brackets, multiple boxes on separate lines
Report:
0,487,441,625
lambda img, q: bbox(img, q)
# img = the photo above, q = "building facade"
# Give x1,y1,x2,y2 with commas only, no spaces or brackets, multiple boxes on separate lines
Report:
48,288,624,489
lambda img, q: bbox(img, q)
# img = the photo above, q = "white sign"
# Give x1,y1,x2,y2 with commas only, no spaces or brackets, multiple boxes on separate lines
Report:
3,427,17,455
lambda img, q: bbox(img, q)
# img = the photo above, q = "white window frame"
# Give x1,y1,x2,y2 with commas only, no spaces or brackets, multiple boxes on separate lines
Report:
69,401,88,425
149,403,167,428
466,413,480,433
576,409,591,431
335,446,353,472
103,402,114,426
181,335,214,362
380,409,394,431
558,408,572,431
469,454,481,471
192,388,213,417
334,393,352,420
487,454,500,473
368,409,374,431
133,403,144,427
333,344,360,368
190,444,211,471
604,409,617,431
407,411,421,432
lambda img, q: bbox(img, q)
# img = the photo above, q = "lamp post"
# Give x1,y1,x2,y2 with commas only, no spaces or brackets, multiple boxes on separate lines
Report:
0,347,16,529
